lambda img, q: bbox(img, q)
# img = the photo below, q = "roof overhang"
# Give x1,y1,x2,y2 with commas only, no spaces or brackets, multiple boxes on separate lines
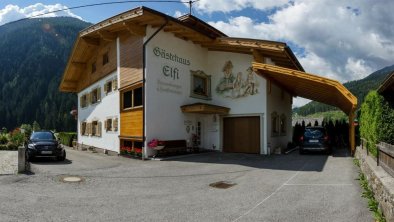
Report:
252,62,357,115
378,71,394,95
59,6,304,93
181,103,230,115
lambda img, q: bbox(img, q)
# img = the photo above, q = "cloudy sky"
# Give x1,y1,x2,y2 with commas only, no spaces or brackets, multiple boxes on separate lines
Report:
0,0,393,107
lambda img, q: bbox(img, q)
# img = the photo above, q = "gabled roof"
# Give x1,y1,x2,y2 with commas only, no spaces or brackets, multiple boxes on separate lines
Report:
60,6,304,92
377,71,394,95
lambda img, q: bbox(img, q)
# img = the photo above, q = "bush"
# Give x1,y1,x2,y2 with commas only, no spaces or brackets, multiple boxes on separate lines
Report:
10,130,25,146
0,143,18,151
0,134,9,145
57,132,77,147
360,90,394,156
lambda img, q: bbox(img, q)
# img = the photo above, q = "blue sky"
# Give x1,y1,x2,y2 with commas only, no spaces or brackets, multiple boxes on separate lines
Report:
0,0,393,107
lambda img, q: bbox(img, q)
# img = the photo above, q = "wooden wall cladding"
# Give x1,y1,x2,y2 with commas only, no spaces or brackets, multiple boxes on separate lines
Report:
120,108,143,137
119,34,143,89
78,40,117,91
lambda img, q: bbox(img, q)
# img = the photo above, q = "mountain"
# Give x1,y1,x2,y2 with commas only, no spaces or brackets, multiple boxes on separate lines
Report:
0,17,91,131
293,64,394,116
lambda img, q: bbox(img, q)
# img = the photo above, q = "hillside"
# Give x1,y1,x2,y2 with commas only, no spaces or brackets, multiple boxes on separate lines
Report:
0,17,90,131
293,64,394,116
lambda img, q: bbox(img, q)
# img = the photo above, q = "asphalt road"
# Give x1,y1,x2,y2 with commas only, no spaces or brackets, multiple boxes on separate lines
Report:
0,148,372,222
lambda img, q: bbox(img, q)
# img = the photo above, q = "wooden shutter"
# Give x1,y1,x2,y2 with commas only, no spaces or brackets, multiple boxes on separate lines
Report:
112,118,118,131
80,122,83,135
98,122,102,137
87,93,91,105
104,119,108,131
97,87,101,102
88,123,92,136
103,83,108,94
112,79,118,90
80,96,83,108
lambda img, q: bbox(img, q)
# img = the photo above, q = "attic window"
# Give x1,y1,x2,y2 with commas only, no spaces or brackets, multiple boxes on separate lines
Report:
103,52,109,65
91,61,96,73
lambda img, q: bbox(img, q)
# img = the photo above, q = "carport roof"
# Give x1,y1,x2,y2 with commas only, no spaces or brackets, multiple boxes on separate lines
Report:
252,62,357,115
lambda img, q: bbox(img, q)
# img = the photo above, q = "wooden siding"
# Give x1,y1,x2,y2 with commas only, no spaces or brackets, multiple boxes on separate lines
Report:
119,34,143,89
77,40,117,91
120,108,143,137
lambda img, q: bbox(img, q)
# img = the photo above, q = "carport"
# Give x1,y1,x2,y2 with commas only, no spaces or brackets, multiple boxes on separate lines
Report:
252,62,358,154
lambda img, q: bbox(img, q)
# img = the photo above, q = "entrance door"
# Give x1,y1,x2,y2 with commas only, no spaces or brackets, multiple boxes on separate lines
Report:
223,116,260,154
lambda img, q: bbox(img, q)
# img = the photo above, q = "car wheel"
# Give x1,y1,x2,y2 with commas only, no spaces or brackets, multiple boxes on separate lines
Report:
57,151,66,161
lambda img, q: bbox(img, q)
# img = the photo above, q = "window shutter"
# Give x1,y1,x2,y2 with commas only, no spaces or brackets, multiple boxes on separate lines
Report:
113,118,118,131
112,79,118,90
98,122,102,137
88,123,92,136
80,96,83,108
80,122,83,135
103,83,108,94
97,87,101,102
87,93,91,105
104,119,108,132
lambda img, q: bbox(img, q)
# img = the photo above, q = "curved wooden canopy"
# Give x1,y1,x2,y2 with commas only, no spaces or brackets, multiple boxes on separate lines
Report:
252,62,357,115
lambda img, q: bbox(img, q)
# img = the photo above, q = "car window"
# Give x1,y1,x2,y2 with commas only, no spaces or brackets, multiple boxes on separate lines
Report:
304,128,324,138
30,132,55,140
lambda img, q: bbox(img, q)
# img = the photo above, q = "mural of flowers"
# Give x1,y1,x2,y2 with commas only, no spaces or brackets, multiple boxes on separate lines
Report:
216,61,259,99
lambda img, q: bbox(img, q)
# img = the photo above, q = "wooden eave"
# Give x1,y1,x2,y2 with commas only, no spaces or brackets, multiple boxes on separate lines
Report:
377,71,394,95
59,6,304,92
181,103,230,115
252,62,357,115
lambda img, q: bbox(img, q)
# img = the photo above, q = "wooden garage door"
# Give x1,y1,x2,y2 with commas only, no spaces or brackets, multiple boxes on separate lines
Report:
223,116,260,154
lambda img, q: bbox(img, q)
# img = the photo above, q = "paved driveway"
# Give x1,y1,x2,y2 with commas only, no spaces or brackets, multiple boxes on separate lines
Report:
0,148,372,222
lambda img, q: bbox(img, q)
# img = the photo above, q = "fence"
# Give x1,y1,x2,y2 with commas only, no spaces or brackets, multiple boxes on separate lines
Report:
361,138,394,177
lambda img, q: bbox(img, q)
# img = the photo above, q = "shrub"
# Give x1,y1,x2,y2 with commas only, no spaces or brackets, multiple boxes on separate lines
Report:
360,91,382,156
57,132,77,147
6,142,18,150
10,129,25,146
378,100,394,145
0,134,9,145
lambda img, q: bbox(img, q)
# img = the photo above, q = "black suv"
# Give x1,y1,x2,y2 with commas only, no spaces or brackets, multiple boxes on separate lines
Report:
299,127,331,154
25,131,66,161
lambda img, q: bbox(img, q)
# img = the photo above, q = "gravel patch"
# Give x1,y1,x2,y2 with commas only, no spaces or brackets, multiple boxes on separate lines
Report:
0,151,18,175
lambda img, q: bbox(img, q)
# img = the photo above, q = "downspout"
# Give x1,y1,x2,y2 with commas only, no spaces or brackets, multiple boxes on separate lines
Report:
142,20,168,159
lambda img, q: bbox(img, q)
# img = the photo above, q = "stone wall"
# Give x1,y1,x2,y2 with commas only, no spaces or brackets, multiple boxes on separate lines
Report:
356,147,394,221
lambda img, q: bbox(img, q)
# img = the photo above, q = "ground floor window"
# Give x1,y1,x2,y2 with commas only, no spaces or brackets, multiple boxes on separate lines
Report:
120,139,143,156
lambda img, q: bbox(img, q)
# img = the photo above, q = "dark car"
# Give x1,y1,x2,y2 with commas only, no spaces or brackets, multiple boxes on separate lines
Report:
299,127,331,154
25,131,66,161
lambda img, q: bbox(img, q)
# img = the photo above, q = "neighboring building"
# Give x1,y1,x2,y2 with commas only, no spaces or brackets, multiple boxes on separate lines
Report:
378,71,394,103
60,6,307,156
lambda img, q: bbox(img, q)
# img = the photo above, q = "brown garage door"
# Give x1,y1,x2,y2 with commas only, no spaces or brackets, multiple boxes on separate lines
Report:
223,116,260,154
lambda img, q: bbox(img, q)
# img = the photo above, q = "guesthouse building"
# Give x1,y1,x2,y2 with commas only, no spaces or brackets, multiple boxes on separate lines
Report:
60,6,357,157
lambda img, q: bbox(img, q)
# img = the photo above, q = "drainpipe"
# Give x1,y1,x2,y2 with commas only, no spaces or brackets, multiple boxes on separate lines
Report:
142,20,168,159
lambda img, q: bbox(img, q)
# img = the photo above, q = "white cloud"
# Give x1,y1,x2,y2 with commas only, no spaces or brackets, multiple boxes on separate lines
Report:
0,3,82,26
293,98,311,108
192,0,289,13
207,0,394,83
174,10,184,18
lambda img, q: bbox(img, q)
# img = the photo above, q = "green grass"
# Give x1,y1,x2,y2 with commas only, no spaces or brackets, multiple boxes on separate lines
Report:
354,158,386,222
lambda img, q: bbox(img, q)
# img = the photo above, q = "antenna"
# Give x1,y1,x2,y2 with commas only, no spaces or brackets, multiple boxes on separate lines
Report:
188,0,199,15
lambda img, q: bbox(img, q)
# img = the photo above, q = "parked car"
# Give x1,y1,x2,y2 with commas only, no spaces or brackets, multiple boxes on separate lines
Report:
25,131,66,161
299,127,331,154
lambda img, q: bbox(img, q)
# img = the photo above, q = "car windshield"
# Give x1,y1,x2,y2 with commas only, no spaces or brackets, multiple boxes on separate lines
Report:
30,132,55,140
304,128,324,138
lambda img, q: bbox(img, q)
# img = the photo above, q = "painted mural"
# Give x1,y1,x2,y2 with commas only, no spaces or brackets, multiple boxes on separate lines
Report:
216,61,259,99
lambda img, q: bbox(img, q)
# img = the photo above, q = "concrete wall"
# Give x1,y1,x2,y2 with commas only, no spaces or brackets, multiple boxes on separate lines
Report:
355,147,394,221
144,26,270,155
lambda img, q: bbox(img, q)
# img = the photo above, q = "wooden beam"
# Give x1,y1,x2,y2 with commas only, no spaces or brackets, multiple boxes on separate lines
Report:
82,37,100,46
252,49,266,63
98,31,117,41
122,22,146,36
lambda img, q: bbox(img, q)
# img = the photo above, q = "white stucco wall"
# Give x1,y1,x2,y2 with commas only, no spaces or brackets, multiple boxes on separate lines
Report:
144,26,270,155
266,82,293,153
77,71,120,153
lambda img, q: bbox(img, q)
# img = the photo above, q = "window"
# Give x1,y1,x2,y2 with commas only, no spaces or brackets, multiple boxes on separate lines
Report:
91,61,96,73
80,94,89,108
80,121,87,136
102,52,109,65
90,87,101,104
104,117,118,132
133,87,143,107
104,79,118,94
280,114,286,135
190,70,211,100
122,86,143,110
271,112,279,137
123,91,132,109
91,121,102,137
